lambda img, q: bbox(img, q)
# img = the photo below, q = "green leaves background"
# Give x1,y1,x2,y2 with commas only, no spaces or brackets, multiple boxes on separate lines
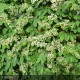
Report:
0,0,80,76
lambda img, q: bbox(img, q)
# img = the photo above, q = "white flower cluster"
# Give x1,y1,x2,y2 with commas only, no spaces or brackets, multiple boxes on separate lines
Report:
7,50,14,57
46,45,54,51
49,28,58,36
6,50,17,61
38,20,50,27
0,12,11,26
19,3,29,12
58,19,70,26
31,0,38,4
8,4,16,15
51,0,64,3
12,36,27,52
51,2,58,11
65,64,73,74
31,41,47,47
65,42,75,53
51,0,57,3
28,36,47,48
67,42,75,48
16,15,28,33
0,12,7,19
20,64,28,74
51,0,64,11
0,37,13,46
74,52,80,59
66,43,80,59
28,35,46,42
21,48,29,55
55,19,70,30
47,52,54,68
0,34,20,46
57,44,64,52
47,63,53,68
48,13,57,21
56,56,64,63
27,6,34,12
47,53,53,59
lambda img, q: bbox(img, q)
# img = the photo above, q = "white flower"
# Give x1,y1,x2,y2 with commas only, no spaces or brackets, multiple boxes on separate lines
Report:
47,63,52,68
51,0,57,3
31,0,38,4
46,45,54,51
47,53,53,59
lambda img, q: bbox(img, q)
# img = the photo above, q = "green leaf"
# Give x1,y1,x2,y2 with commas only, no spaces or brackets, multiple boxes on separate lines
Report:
33,18,38,27
59,32,65,42
64,54,78,63
44,68,52,75
37,53,46,64
0,20,3,25
78,0,80,4
36,65,44,74
77,28,80,33
0,3,8,12
65,33,69,41
69,34,75,41
5,62,10,70
2,28,8,34
58,51,63,56
26,26,33,33
12,56,17,66
20,55,24,64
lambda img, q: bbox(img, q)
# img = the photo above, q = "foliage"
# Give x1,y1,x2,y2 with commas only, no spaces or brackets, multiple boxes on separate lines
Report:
0,0,80,77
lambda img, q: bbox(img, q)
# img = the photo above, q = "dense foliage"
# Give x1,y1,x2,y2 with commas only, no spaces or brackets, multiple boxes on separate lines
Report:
0,0,80,76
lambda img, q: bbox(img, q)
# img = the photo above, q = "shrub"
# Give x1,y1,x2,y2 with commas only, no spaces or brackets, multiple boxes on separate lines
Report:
0,0,80,76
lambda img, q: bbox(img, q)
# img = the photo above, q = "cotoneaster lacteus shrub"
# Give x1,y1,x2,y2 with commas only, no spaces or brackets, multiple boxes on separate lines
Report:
0,0,80,77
